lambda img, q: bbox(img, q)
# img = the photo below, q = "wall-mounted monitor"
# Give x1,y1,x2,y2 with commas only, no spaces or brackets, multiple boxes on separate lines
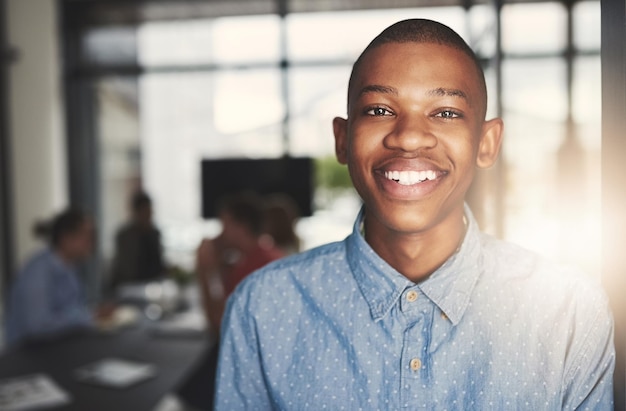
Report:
201,157,313,218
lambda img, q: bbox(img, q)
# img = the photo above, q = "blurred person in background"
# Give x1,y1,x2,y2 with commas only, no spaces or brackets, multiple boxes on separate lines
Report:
177,192,284,410
5,208,95,346
260,193,301,256
109,190,165,292
196,192,284,332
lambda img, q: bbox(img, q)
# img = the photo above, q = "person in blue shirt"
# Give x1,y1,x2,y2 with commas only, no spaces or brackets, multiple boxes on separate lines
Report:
5,208,95,346
215,19,614,409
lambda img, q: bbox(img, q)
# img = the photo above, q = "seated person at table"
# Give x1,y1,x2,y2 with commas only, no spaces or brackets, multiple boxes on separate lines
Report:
5,208,95,346
109,190,165,291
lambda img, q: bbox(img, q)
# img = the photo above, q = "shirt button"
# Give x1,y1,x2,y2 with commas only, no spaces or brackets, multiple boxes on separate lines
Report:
406,290,418,302
410,358,422,371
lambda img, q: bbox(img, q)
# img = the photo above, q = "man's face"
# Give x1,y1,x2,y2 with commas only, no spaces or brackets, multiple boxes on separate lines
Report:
333,42,502,237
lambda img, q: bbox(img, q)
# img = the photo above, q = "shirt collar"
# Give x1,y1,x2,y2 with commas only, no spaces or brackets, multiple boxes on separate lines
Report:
346,204,483,325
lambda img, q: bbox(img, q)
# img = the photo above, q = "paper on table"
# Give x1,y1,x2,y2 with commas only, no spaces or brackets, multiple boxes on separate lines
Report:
0,373,71,411
74,358,157,389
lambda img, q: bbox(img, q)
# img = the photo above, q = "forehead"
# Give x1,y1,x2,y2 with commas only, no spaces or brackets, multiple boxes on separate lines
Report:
349,42,484,107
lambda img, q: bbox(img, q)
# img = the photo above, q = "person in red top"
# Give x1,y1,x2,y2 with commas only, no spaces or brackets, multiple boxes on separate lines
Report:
178,192,284,410
196,192,284,331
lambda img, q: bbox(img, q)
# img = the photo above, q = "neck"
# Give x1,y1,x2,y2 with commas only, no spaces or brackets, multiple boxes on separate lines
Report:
364,213,467,283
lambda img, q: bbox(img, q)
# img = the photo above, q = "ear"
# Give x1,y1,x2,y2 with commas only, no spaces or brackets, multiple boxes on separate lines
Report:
333,117,349,165
476,118,503,169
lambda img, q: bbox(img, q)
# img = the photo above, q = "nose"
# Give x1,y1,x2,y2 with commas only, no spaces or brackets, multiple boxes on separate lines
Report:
383,114,437,152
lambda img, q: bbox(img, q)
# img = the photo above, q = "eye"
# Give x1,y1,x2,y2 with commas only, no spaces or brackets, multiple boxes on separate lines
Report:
365,106,394,116
435,109,462,119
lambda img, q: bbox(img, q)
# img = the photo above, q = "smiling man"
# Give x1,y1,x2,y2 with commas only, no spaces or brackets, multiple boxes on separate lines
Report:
215,19,614,410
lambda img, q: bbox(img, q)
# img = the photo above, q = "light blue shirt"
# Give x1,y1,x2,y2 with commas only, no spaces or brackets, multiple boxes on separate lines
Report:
5,248,93,346
216,207,614,410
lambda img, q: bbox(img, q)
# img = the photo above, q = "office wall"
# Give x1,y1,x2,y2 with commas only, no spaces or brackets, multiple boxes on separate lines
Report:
7,0,67,266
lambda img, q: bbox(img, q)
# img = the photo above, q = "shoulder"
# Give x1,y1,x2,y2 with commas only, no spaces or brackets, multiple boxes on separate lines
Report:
480,232,546,275
228,240,349,306
115,225,129,241
20,249,55,275
222,239,355,340
479,232,611,324
116,222,139,238
473,235,614,404
12,249,57,292
481,232,595,283
147,224,161,236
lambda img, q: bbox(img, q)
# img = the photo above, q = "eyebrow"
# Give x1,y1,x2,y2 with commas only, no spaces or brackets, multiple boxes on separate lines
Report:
428,87,468,101
357,85,469,102
357,84,398,97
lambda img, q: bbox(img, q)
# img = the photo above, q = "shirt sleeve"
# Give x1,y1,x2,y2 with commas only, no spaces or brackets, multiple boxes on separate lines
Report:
562,285,615,410
214,285,274,411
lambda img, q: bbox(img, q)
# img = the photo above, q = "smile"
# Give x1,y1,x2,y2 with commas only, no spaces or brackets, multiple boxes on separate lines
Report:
384,170,438,185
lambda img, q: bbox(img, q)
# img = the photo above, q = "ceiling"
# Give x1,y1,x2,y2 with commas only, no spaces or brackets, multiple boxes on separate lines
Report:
61,0,552,27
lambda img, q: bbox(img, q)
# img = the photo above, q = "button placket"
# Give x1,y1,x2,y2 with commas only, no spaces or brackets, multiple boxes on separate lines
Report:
399,302,432,407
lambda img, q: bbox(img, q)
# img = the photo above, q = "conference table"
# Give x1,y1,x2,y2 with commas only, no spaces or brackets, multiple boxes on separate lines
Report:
0,316,211,410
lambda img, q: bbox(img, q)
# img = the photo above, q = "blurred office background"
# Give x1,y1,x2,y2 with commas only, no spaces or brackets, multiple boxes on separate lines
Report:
1,1,625,403
0,0,606,332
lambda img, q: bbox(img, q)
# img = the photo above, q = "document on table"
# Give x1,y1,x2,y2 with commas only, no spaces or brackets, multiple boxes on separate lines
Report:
74,358,157,388
0,373,71,411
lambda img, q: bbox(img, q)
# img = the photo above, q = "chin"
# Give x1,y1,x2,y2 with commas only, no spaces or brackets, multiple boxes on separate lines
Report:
368,206,432,234
389,217,431,235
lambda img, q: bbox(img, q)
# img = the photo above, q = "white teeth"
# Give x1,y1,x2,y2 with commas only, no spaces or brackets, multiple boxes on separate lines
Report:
385,170,437,185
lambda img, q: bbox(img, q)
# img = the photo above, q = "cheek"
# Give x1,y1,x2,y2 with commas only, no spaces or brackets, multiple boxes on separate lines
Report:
68,238,86,256
450,142,479,188
79,235,94,253
347,128,380,163
346,141,373,183
346,161,377,206
443,131,479,161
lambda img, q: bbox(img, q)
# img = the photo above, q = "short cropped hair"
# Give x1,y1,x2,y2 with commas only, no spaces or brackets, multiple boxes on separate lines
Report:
348,19,487,117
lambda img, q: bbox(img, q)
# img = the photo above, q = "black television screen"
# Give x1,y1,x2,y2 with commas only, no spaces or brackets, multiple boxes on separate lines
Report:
201,157,313,218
